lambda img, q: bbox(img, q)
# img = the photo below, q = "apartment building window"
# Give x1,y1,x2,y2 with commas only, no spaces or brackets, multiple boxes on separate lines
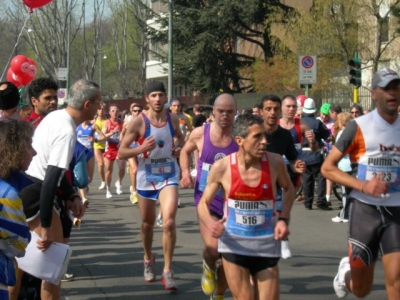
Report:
381,17,389,43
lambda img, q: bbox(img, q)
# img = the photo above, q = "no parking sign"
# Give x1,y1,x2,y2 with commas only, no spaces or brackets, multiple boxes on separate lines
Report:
57,88,67,105
298,55,317,85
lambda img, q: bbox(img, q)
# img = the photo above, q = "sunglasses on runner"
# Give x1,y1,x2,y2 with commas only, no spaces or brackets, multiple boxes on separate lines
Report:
132,109,142,113
110,109,119,113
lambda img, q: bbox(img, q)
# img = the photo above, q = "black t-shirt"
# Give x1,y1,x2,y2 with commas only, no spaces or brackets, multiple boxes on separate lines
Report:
193,114,207,128
265,126,298,161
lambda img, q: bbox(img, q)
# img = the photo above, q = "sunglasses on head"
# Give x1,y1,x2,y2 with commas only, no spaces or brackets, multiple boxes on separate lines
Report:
350,111,360,114
110,109,119,113
132,109,142,113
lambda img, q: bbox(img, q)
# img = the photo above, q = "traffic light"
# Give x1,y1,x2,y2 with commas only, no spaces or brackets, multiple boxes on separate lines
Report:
349,57,362,87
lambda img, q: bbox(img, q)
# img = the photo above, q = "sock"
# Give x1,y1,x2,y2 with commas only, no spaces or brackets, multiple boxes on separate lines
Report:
326,195,331,202
106,186,110,192
157,214,161,219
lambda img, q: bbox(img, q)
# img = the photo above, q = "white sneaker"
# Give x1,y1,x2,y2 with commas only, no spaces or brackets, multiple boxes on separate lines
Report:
115,181,123,195
333,256,350,298
99,182,106,190
332,216,349,223
178,199,181,208
156,216,163,227
281,240,292,259
106,191,112,198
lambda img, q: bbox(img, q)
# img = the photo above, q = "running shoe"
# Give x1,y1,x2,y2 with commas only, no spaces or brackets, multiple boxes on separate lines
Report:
115,181,123,195
201,260,216,295
61,273,74,282
210,295,225,300
99,182,106,190
82,198,89,208
281,240,292,259
144,254,156,282
161,270,178,290
126,165,130,174
156,216,163,227
130,192,138,204
178,199,181,208
332,216,348,223
106,191,112,199
333,256,350,298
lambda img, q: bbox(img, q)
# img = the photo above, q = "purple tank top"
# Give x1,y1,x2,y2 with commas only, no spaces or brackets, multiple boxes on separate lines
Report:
194,123,239,216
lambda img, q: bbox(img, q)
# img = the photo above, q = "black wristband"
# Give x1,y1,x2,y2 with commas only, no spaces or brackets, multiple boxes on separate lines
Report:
278,217,289,226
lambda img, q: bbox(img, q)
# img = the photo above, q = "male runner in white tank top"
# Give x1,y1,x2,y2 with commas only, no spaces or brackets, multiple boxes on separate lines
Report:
119,81,185,290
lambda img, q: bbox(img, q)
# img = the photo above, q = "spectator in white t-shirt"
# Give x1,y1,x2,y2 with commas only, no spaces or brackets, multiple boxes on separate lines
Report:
18,79,101,300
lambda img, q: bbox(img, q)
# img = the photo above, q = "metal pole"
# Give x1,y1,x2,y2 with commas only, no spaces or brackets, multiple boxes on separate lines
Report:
305,85,309,97
99,38,102,88
66,2,71,92
353,86,359,103
168,0,173,102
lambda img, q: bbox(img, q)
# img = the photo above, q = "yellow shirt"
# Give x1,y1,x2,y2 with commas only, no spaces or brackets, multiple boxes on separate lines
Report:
93,118,107,150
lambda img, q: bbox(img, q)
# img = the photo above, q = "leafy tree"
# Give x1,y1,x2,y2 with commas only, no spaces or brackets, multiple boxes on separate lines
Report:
150,0,294,95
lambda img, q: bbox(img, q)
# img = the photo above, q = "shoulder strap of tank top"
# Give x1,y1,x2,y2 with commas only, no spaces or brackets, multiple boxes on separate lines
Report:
166,112,175,138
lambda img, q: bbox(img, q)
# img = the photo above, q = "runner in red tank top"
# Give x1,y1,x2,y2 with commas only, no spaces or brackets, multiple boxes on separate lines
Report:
198,113,295,300
102,104,126,198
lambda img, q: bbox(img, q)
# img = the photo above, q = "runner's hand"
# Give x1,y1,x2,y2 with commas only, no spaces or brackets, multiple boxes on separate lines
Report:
172,146,182,158
274,221,290,240
211,217,226,238
37,227,54,251
180,174,194,188
293,160,306,174
362,173,390,198
141,136,156,152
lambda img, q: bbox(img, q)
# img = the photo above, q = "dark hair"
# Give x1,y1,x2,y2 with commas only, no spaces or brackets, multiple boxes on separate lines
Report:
330,104,343,114
233,114,264,138
350,104,363,115
253,103,261,109
193,104,202,112
28,78,58,106
242,108,253,115
0,119,34,179
281,94,296,102
260,94,281,107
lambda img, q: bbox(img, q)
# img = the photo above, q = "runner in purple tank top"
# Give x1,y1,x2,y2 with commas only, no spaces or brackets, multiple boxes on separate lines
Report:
180,94,238,299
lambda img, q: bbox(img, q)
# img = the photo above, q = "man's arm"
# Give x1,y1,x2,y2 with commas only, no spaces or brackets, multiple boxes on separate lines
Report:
171,114,186,158
198,158,227,238
274,155,295,240
301,120,318,151
180,126,203,188
118,117,155,160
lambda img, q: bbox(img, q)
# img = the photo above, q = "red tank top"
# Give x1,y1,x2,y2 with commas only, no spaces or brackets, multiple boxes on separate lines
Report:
224,153,276,238
228,153,274,201
107,119,122,149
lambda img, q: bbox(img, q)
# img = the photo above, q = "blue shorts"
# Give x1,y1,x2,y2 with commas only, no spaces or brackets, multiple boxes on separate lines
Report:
137,184,178,201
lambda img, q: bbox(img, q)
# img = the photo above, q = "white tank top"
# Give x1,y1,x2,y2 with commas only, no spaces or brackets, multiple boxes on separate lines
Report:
136,112,179,190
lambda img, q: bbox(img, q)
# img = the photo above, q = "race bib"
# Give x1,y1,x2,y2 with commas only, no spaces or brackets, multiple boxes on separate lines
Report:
109,132,120,144
77,135,91,148
357,156,400,194
144,157,176,182
225,198,274,237
199,163,223,196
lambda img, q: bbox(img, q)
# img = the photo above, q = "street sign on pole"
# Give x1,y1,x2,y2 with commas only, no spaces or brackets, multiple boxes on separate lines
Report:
298,55,317,85
58,68,68,81
57,88,67,105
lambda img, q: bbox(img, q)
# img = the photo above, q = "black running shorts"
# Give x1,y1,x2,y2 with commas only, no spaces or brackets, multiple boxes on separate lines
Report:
221,253,280,276
348,199,400,267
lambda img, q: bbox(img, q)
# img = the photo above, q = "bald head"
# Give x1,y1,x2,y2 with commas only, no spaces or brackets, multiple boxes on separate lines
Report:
214,93,237,108
213,93,236,129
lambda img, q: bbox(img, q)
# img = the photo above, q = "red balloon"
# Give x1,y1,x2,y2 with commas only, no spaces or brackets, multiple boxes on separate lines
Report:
296,94,308,108
10,55,30,77
6,69,22,88
15,73,33,86
23,0,53,11
26,59,37,78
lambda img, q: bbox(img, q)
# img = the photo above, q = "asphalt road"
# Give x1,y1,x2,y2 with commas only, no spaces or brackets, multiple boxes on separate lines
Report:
61,172,387,300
